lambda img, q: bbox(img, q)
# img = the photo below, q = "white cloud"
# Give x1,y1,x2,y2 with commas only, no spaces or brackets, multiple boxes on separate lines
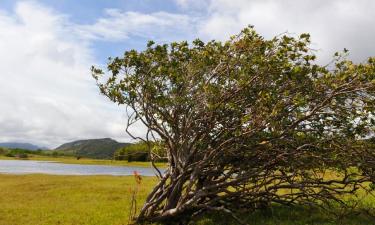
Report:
0,1,198,148
76,9,194,42
0,1,142,148
192,0,375,63
174,0,209,9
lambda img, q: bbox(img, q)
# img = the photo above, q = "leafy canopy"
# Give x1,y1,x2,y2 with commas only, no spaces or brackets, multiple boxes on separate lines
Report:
93,26,375,223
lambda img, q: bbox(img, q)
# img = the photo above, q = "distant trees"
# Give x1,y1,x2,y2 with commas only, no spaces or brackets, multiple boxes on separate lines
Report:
0,148,15,157
115,142,149,162
0,147,6,155
0,147,57,158
1,148,32,158
51,151,59,157
17,153,28,159
114,141,167,162
0,148,28,159
93,26,375,224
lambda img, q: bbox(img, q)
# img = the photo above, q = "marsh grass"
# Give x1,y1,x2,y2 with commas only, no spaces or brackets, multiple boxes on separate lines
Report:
0,174,375,225
0,174,156,225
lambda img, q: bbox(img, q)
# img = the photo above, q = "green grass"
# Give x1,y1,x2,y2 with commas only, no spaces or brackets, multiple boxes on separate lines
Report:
0,174,157,225
0,154,166,168
196,204,375,225
0,174,374,225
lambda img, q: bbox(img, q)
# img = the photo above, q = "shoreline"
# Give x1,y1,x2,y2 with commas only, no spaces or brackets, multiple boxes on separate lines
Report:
0,155,167,168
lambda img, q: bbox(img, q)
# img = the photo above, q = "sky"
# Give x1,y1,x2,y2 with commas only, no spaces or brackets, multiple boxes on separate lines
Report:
0,0,374,148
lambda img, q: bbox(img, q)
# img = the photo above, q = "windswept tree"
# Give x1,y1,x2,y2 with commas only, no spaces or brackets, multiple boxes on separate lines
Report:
92,27,375,224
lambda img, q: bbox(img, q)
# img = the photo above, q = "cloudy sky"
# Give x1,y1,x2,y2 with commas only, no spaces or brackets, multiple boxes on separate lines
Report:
0,0,374,148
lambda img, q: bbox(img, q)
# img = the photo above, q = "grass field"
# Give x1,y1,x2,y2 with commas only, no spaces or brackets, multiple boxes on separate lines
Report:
1,174,375,225
0,155,166,168
0,174,156,225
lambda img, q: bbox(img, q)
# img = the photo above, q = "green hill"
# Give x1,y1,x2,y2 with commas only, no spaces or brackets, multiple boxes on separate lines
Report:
54,138,130,159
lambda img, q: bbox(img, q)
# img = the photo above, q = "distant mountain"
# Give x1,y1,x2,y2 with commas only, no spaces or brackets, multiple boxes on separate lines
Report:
0,142,45,151
54,138,130,159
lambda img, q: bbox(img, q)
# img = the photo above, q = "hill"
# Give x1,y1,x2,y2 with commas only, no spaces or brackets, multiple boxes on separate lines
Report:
0,142,45,151
54,138,130,159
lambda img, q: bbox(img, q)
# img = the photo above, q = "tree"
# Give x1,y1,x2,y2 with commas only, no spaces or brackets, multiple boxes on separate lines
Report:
115,141,167,162
115,141,150,162
92,26,375,224
0,147,7,155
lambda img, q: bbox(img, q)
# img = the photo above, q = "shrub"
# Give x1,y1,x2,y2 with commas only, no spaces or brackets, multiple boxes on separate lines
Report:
0,147,7,155
5,152,15,157
17,153,28,159
94,26,375,224
115,141,167,162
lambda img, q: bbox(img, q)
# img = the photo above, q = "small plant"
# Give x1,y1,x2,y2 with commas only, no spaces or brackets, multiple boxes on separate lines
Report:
128,170,142,224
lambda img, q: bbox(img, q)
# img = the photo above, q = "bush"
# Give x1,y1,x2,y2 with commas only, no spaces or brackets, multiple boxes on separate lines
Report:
0,147,7,155
5,152,15,157
17,153,28,159
115,141,168,162
115,142,150,162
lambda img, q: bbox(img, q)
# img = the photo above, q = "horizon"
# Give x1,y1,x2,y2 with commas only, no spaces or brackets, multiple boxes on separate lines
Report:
1,0,375,148
0,137,127,150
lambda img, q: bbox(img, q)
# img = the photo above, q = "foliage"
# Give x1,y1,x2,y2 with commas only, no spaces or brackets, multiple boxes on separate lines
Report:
93,26,375,224
3,148,42,156
16,153,28,159
5,152,15,157
115,142,150,162
115,141,167,162
0,148,35,159
0,147,8,155
0,147,67,158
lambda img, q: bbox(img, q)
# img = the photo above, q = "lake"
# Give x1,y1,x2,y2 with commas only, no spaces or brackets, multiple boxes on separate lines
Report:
0,159,160,176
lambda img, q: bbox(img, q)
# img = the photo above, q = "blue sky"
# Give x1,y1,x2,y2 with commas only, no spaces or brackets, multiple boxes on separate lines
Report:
35,0,188,59
0,0,184,23
0,0,200,61
0,0,374,147
0,0,196,62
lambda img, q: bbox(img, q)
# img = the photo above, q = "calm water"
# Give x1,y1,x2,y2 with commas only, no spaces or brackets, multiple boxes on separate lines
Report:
0,159,160,176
